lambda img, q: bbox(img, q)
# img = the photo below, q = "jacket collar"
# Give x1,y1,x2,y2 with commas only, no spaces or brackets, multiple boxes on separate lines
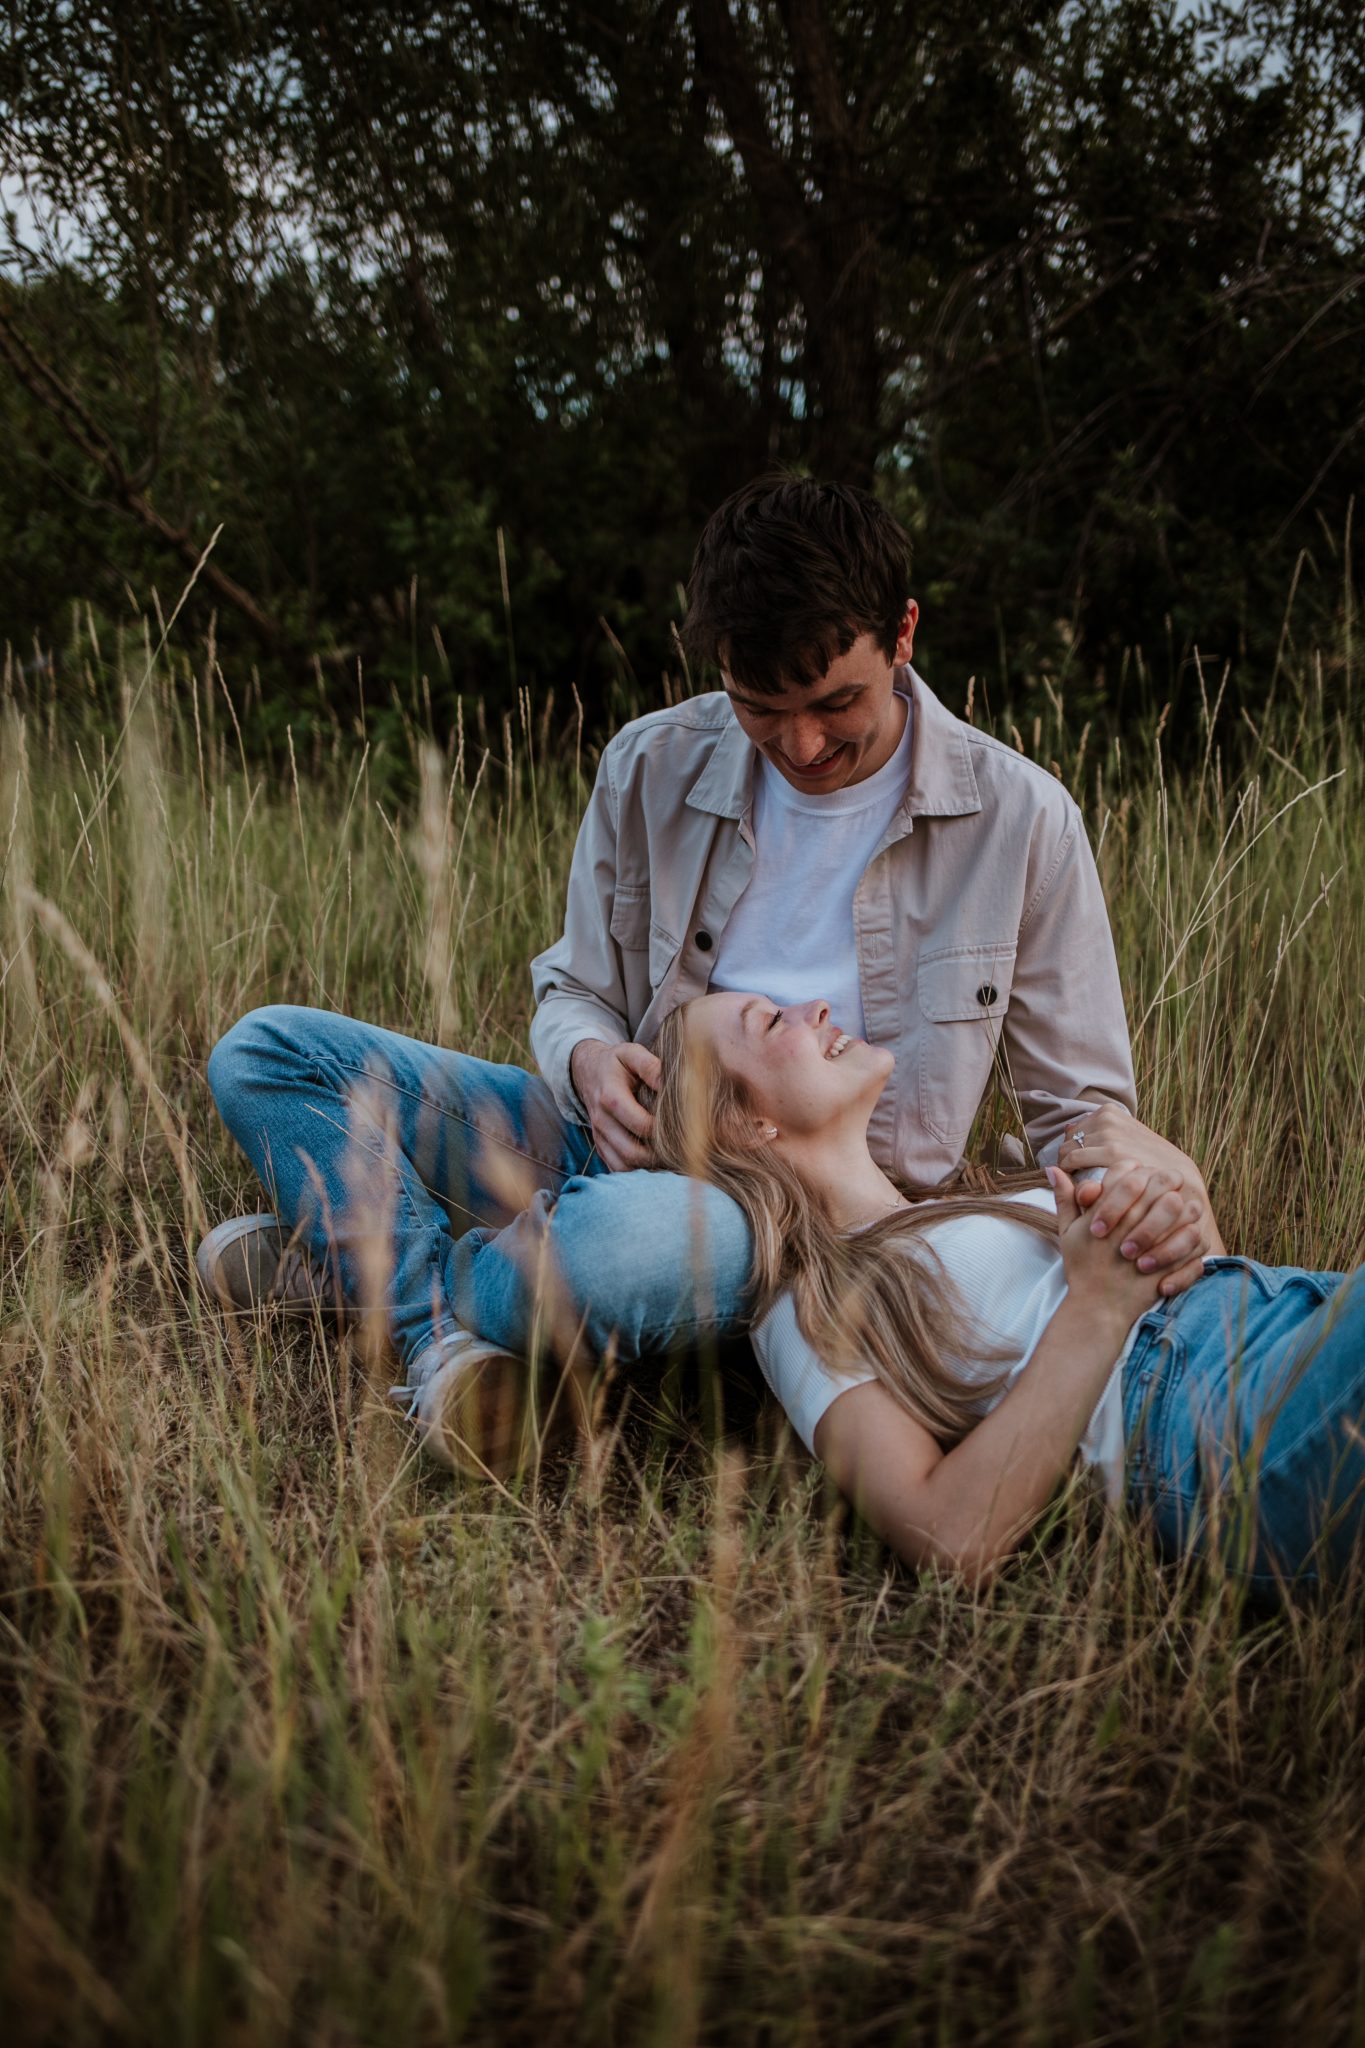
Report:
684,665,980,823
683,704,754,820
900,665,981,820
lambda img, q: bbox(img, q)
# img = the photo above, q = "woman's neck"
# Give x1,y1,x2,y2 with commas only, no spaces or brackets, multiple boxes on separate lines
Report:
780,1129,907,1233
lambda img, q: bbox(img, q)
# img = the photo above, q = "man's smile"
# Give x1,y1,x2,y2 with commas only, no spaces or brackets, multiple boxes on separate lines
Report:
773,741,849,779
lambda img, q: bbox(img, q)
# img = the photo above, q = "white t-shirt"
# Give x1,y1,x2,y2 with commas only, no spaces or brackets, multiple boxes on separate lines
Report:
750,1188,1136,1503
707,698,913,1041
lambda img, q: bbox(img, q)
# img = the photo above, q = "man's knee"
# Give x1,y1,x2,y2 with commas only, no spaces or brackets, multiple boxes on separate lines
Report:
207,1003,285,1100
545,1170,754,1357
206,1004,320,1126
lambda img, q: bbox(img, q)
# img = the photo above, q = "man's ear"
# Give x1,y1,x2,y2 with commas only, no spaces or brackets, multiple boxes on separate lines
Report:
894,599,919,666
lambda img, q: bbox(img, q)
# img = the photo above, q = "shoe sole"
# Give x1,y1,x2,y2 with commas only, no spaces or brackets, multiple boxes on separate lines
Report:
195,1213,348,1321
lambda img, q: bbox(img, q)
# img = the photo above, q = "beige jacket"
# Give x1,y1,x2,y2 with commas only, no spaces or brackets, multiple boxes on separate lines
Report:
530,668,1136,1180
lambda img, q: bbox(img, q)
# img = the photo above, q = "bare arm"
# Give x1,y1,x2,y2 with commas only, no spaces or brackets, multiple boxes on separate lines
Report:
815,1296,1134,1586
813,1168,1164,1585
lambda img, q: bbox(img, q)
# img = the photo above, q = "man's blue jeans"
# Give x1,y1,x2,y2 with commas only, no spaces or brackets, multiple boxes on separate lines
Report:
1123,1256,1365,1594
206,1005,754,1373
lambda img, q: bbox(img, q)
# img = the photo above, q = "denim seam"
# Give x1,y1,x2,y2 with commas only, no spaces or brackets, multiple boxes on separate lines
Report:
328,1053,578,1183
297,1100,427,1231
1124,1325,1186,1497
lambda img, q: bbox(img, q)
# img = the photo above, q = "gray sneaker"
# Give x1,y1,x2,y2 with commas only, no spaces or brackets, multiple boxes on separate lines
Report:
390,1329,582,1480
195,1212,347,1320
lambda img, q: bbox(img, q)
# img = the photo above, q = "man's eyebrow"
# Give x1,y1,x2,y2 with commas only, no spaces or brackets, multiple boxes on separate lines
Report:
726,680,869,712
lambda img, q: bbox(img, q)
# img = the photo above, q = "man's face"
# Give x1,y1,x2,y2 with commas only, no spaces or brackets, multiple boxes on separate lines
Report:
722,602,919,794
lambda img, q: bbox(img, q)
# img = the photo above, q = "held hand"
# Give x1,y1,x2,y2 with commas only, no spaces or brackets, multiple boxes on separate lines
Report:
1048,1165,1166,1324
570,1038,662,1172
1057,1105,1222,1296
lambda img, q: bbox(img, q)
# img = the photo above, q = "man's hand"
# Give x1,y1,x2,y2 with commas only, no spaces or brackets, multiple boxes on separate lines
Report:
1056,1104,1225,1298
570,1037,663,1172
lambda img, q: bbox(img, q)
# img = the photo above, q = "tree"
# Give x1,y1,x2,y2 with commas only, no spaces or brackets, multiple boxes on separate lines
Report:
2,1,1361,725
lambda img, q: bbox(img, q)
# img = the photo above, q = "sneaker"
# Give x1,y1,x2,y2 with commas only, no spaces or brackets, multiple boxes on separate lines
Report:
195,1212,347,1320
391,1329,582,1480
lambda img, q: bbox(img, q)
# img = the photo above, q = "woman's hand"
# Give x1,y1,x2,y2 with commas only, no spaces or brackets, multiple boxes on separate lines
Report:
1056,1105,1225,1295
1048,1164,1168,1324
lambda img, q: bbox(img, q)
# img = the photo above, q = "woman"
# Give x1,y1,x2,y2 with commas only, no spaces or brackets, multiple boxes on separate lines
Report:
642,992,1364,1599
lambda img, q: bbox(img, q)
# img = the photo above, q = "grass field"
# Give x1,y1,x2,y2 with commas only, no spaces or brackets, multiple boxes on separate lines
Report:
2,614,1364,2046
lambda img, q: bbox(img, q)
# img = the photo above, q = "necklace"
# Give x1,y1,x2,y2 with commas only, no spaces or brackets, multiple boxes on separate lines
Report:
843,1191,911,1235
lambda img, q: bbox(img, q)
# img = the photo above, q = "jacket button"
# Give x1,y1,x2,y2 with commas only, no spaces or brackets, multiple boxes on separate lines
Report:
976,983,997,1006
695,930,713,952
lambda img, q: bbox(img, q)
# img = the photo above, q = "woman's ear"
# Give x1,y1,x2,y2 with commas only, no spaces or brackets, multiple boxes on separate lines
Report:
750,1119,779,1146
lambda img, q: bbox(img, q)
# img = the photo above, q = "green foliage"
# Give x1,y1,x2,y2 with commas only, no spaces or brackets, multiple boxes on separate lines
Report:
2,1,1362,728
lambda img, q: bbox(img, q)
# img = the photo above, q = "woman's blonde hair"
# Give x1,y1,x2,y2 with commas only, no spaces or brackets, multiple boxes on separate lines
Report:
643,1003,1059,1447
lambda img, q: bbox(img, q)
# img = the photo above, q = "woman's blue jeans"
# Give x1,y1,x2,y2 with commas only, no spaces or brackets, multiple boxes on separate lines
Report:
206,1005,753,1374
1122,1256,1365,1595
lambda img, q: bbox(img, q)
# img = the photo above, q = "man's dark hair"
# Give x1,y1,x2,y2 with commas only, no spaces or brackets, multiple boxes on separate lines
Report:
682,474,912,696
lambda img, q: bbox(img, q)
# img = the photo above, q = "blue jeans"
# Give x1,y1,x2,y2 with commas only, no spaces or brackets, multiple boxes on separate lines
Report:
206,1006,754,1373
1122,1256,1365,1595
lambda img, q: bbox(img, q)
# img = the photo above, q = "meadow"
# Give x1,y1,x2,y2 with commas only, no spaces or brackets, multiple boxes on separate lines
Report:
1,605,1363,2047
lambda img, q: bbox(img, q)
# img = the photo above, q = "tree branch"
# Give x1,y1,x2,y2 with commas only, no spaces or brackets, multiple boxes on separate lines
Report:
0,298,290,657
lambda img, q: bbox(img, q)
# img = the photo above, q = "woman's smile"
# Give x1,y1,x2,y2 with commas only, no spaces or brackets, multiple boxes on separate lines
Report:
684,992,894,1146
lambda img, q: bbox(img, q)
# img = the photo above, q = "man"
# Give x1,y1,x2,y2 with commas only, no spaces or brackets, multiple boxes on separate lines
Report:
200,477,1212,1471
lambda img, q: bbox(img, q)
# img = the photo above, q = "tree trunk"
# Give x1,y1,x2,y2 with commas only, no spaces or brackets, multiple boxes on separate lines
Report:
805,231,883,485
689,0,885,484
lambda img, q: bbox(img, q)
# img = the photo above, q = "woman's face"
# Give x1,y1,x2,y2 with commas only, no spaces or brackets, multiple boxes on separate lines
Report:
683,992,894,1139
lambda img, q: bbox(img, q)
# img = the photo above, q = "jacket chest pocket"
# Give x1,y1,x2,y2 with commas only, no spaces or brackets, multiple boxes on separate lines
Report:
917,945,1017,1144
610,887,681,993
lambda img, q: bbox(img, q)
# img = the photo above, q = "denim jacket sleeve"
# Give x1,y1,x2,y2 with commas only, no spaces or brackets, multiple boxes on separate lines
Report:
1001,802,1137,1164
529,745,632,1123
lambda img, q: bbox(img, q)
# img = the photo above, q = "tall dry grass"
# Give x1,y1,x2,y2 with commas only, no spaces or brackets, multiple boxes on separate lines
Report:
1,615,1363,2046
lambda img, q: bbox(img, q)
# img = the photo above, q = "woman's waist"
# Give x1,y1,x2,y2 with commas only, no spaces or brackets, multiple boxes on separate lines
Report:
1118,1253,1346,1418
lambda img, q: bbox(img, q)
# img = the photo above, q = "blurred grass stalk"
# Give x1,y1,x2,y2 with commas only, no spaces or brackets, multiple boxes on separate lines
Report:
0,601,1363,2045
